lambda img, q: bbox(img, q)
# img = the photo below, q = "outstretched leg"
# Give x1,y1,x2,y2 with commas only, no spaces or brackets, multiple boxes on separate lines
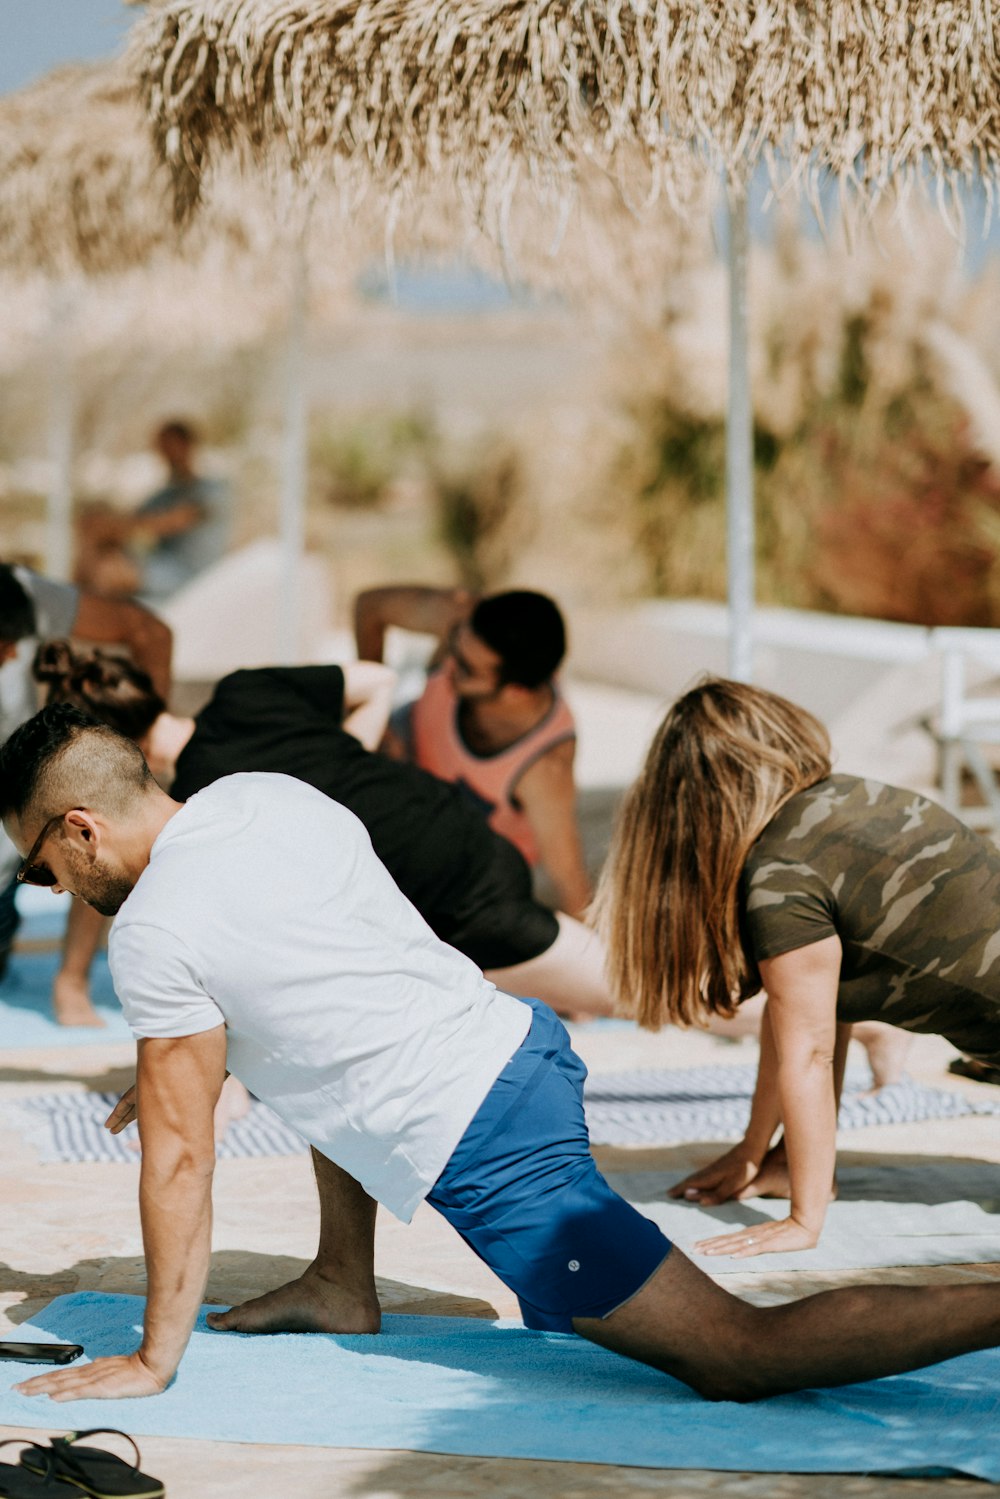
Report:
207,1150,380,1335
486,913,614,1018
575,1246,1000,1401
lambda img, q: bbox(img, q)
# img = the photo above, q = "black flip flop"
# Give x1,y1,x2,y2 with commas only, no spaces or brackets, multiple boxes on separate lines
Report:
0,1440,74,1497
19,1433,163,1499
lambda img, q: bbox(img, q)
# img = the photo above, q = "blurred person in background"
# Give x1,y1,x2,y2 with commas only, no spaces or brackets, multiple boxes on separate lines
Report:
354,584,592,920
0,562,171,1021
76,420,231,603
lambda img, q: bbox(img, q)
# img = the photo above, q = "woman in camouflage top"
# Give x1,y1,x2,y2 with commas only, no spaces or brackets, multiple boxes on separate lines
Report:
597,678,1000,1259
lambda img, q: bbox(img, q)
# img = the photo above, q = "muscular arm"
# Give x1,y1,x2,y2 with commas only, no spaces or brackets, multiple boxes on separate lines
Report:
353,585,474,663
514,740,592,919
16,1024,227,1401
73,591,173,701
136,1026,227,1382
340,661,397,751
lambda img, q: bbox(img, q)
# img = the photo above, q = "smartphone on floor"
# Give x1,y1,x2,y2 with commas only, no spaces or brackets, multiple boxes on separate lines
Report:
0,1342,83,1364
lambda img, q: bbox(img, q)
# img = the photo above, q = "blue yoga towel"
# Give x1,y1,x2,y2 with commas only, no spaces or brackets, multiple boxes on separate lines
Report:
2,1293,997,1477
0,951,132,1048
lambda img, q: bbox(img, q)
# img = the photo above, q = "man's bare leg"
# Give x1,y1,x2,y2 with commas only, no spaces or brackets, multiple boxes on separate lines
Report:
486,914,613,1018
52,898,106,1027
207,1150,380,1335
575,1246,1000,1401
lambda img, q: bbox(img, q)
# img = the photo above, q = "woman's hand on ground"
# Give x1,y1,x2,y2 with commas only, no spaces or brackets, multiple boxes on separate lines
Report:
14,1352,167,1402
693,1216,821,1258
668,1146,763,1205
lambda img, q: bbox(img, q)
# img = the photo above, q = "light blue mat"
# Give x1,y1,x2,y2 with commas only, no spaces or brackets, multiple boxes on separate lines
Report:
0,951,132,1048
1,1293,998,1477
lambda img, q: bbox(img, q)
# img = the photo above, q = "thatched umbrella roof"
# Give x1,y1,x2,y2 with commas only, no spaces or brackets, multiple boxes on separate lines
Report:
0,62,195,278
133,1,1000,227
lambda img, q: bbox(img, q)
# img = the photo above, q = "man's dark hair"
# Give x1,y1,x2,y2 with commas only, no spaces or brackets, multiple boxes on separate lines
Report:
0,702,154,828
0,564,37,644
471,591,567,689
157,419,197,446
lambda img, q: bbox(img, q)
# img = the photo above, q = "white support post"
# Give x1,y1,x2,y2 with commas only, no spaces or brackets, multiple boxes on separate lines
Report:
726,187,755,683
278,240,309,663
45,283,76,580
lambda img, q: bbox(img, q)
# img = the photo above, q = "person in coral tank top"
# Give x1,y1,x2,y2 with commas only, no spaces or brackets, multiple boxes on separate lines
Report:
355,584,591,920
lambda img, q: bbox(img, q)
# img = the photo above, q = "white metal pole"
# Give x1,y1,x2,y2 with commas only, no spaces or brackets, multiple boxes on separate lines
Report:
726,188,755,682
45,283,76,580
278,240,309,663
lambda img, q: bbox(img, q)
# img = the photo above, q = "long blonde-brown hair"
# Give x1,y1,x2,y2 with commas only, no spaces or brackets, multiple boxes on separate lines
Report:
595,678,832,1030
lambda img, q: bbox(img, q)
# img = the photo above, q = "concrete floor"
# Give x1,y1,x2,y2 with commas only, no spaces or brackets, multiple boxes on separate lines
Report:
1,1011,998,1498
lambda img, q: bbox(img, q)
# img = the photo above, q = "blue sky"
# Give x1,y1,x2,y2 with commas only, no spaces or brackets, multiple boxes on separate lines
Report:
1,0,132,94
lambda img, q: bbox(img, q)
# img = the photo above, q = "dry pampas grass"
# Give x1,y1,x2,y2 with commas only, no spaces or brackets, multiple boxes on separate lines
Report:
131,0,1000,238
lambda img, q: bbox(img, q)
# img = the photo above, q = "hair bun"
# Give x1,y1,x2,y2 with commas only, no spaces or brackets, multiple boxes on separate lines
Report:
32,639,78,685
79,653,120,689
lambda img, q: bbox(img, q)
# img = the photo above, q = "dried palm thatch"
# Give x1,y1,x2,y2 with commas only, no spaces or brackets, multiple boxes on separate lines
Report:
133,0,1000,236
0,54,692,321
0,63,190,277
0,59,307,281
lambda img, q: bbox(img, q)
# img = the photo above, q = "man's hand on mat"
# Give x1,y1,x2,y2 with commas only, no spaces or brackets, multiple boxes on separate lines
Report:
694,1215,820,1258
14,1351,168,1402
104,1075,252,1145
669,1145,765,1205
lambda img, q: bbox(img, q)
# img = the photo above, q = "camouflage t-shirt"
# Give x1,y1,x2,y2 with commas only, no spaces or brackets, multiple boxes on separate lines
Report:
740,774,1000,1062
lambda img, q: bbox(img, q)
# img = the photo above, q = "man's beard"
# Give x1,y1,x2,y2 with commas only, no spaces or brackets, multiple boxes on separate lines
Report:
66,849,134,917
85,879,133,918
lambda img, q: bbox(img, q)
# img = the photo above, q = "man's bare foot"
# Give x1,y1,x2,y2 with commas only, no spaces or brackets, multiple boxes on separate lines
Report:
213,1075,251,1142
206,1269,381,1335
52,971,104,1028
853,1021,913,1091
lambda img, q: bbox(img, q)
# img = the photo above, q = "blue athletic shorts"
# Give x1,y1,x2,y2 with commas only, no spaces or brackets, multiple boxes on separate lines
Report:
426,997,672,1333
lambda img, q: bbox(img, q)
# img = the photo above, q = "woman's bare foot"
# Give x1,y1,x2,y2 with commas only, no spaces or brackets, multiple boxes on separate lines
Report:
52,970,104,1028
213,1074,251,1142
743,1143,838,1202
853,1021,913,1091
206,1269,380,1335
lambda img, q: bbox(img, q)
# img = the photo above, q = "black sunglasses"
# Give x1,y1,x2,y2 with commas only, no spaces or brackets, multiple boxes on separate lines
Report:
16,811,71,888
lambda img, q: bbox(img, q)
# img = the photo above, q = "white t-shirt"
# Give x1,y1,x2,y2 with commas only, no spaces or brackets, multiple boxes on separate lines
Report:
109,773,532,1221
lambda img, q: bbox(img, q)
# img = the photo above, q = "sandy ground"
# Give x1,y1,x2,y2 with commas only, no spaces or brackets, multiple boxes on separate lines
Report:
1,1007,998,1498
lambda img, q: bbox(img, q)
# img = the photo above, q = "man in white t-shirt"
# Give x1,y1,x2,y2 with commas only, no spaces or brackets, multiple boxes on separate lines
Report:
3,706,999,1406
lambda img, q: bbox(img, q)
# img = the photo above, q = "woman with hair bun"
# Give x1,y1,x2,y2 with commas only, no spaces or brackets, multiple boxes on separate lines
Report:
597,678,1000,1259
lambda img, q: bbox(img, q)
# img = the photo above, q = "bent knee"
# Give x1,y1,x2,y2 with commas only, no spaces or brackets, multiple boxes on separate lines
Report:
684,1366,769,1403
